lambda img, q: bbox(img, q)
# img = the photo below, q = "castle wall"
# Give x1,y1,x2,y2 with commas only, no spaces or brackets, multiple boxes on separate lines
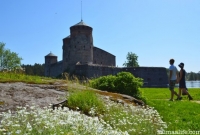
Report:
49,61,63,77
75,64,168,87
93,47,115,66
121,67,168,87
69,25,93,65
62,25,93,72
44,55,57,77
75,64,121,78
62,36,71,71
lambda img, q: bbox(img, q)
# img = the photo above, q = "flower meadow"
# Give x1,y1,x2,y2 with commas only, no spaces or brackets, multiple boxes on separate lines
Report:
0,99,167,135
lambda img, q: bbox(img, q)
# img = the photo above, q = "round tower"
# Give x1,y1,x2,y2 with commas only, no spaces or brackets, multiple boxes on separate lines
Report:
44,52,57,76
62,20,93,71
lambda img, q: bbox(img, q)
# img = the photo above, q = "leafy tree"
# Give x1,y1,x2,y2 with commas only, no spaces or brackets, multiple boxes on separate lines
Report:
123,52,139,67
196,73,200,80
21,63,45,76
0,43,5,67
0,42,22,70
188,72,196,81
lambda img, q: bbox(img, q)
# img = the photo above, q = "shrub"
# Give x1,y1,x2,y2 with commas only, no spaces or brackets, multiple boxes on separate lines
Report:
114,72,143,96
89,75,116,92
89,72,144,100
67,90,105,115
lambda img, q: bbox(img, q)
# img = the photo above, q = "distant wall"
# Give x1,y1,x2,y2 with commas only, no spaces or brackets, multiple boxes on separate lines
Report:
121,67,168,87
75,64,121,78
93,47,115,66
75,64,168,87
49,61,63,77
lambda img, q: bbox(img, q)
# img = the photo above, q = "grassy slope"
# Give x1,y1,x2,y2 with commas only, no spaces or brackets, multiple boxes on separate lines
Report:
2,72,200,131
0,72,56,84
141,88,200,130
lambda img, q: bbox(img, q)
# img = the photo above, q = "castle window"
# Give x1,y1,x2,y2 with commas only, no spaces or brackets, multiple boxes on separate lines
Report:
147,78,151,81
159,78,162,81
75,46,76,48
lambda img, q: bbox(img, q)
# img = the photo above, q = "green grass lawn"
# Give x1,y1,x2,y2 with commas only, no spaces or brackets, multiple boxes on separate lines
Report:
0,72,56,84
141,88,200,131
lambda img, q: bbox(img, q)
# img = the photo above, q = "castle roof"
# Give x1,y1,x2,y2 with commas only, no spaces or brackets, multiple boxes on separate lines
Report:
45,52,57,57
72,20,90,27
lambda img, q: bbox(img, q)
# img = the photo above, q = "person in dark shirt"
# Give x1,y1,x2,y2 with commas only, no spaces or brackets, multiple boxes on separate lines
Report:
178,62,193,100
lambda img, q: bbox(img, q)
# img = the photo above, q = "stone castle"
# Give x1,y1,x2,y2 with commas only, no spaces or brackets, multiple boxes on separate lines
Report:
44,20,168,87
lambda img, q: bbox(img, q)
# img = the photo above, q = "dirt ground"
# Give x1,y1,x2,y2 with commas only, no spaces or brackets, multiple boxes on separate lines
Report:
0,82,67,113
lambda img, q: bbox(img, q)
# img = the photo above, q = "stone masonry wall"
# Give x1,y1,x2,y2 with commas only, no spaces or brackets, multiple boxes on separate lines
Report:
49,61,63,77
75,64,121,78
75,64,168,87
121,67,168,87
93,47,115,66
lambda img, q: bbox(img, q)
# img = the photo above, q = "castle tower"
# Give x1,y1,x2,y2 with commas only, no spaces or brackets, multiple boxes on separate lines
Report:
44,52,57,76
62,20,93,72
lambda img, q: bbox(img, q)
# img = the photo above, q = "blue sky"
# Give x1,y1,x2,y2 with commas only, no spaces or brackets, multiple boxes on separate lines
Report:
0,0,200,73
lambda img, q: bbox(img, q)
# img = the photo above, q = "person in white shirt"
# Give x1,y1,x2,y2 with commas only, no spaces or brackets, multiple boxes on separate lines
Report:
168,59,182,101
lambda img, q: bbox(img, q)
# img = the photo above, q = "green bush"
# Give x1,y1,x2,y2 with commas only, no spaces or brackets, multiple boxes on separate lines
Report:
89,75,116,92
89,72,144,100
67,90,105,115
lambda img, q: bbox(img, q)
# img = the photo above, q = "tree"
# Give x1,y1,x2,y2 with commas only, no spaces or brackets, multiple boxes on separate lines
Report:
0,42,5,67
123,52,139,67
21,63,45,76
0,42,22,70
188,72,196,81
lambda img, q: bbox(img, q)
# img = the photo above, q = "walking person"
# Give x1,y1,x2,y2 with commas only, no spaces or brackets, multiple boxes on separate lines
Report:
168,59,182,101
178,62,193,100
